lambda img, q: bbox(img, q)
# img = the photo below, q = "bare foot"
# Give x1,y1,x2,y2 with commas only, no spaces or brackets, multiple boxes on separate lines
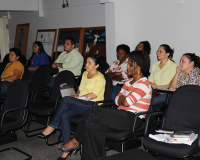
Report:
58,138,79,159
42,126,54,135
63,138,79,149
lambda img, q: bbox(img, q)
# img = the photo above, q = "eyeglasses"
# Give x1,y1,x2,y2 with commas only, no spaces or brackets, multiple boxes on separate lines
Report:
156,50,166,53
33,46,39,48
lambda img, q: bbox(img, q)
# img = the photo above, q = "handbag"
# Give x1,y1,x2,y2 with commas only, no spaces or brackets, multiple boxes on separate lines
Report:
59,83,75,98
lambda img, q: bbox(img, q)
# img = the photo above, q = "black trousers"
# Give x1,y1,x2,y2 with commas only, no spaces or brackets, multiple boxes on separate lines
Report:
74,107,143,160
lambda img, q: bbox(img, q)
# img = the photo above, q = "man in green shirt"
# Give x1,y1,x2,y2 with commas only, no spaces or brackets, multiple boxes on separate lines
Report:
50,37,83,88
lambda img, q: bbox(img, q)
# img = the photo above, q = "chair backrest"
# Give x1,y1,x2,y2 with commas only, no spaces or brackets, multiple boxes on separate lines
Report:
22,66,29,81
0,79,29,130
19,55,27,66
2,54,9,64
48,70,75,102
103,74,113,100
163,85,200,133
29,65,52,94
147,88,154,112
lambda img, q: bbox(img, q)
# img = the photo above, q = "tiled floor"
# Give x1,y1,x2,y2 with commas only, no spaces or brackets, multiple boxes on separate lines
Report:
0,121,119,160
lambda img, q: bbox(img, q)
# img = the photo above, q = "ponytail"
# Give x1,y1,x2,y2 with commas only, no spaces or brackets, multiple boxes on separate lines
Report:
160,44,174,60
183,53,200,68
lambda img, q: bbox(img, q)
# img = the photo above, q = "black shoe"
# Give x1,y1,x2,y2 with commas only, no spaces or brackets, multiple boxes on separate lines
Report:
37,130,56,139
57,150,73,160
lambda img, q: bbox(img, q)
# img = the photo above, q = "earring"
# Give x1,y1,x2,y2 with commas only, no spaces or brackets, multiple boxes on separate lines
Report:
138,70,140,75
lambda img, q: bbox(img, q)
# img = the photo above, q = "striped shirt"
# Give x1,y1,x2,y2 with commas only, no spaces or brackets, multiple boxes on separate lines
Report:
115,77,152,118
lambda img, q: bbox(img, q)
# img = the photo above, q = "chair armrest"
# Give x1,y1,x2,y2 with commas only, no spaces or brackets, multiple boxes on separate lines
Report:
92,100,114,107
31,87,51,103
143,111,165,137
1,107,28,129
55,95,62,110
198,128,200,149
132,110,154,134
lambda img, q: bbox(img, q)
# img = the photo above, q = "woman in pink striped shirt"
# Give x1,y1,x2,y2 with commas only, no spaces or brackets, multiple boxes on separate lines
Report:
57,50,152,160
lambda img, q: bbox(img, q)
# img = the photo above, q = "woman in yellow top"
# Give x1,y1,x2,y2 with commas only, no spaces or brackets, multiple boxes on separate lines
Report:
37,54,106,155
148,44,177,105
0,48,24,95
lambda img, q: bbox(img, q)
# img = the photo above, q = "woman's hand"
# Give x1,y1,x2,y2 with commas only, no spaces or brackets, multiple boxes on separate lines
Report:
52,63,57,68
176,66,182,75
150,82,157,89
118,95,129,107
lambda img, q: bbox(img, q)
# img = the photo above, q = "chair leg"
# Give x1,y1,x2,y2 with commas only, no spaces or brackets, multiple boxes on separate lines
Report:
0,147,32,160
121,141,124,152
45,129,62,146
23,114,47,137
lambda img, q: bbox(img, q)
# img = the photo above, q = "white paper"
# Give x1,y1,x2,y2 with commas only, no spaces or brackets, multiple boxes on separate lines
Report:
149,134,198,146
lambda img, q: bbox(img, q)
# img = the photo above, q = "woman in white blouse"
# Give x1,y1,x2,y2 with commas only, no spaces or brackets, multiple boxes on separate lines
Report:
106,44,130,102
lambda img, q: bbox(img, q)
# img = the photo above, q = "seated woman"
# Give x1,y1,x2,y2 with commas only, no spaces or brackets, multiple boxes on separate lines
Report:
27,41,50,82
135,41,151,55
148,44,177,106
135,41,151,77
58,50,152,160
106,44,130,102
37,54,106,152
170,53,200,89
0,48,24,95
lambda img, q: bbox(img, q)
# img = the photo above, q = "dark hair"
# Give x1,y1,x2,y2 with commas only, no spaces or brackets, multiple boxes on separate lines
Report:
129,50,150,74
116,44,130,54
140,41,151,55
10,48,21,58
183,53,200,68
160,44,174,59
66,37,76,48
33,41,46,54
87,54,102,71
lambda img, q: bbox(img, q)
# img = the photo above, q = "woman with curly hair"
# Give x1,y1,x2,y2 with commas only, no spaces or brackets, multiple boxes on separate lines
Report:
135,41,151,55
57,50,152,160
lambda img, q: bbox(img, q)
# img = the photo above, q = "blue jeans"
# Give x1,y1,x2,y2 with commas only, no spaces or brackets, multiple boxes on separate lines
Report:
49,76,56,89
49,96,94,143
153,93,167,106
0,81,12,95
111,85,122,102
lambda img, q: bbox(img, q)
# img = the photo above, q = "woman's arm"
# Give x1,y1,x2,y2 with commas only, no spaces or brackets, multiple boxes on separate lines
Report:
2,69,22,82
170,66,181,89
117,82,150,107
150,82,169,89
106,72,124,81
28,66,39,71
118,95,129,106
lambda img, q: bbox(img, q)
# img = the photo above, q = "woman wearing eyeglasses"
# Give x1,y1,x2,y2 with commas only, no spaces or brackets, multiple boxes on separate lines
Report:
27,41,50,82
148,44,177,106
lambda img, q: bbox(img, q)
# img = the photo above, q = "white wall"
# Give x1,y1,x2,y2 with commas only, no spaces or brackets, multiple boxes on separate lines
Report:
6,0,200,66
0,0,38,11
131,0,200,66
8,0,105,58
0,16,9,61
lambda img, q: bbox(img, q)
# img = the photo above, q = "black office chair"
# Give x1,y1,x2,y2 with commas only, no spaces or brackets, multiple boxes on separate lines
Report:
28,64,52,103
0,79,31,159
143,85,200,159
22,66,30,81
23,71,75,140
104,89,154,152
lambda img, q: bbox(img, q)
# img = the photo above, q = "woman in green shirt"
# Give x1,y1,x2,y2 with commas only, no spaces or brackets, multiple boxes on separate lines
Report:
148,44,177,105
